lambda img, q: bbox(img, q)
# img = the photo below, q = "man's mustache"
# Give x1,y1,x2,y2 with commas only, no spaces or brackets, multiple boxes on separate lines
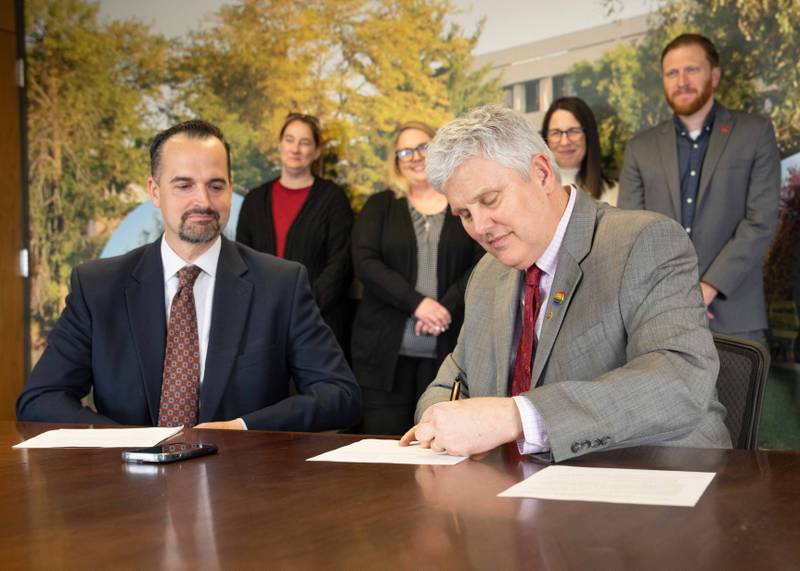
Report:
181,208,220,223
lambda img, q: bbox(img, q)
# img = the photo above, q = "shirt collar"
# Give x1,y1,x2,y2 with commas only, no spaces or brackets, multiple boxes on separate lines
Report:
534,185,577,277
160,235,222,283
673,100,718,138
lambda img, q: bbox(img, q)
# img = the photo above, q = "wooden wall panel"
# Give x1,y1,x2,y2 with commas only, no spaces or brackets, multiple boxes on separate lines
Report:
0,0,25,420
0,0,13,33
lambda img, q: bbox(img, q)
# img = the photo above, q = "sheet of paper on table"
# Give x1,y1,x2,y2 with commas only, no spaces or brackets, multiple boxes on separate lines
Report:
12,426,184,449
498,465,716,507
307,438,468,465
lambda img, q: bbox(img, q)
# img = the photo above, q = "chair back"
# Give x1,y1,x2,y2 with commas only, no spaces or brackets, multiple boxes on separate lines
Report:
713,333,770,450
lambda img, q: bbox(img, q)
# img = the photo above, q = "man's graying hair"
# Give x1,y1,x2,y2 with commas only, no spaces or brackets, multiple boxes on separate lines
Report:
425,104,561,193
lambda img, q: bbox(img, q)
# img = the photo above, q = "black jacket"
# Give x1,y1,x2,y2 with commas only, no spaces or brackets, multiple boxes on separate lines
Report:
236,177,354,345
17,237,361,430
351,189,485,391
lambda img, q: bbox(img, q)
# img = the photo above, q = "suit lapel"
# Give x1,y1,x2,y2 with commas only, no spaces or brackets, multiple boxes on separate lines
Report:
697,105,735,209
200,237,253,421
657,122,681,219
531,193,595,386
493,264,520,396
125,240,167,424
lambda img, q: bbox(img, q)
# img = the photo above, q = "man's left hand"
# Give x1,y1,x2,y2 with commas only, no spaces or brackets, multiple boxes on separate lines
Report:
700,281,718,307
399,397,523,457
194,419,245,430
700,281,718,320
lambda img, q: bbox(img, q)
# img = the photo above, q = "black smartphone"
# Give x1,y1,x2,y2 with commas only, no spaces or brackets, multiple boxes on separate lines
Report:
121,442,218,464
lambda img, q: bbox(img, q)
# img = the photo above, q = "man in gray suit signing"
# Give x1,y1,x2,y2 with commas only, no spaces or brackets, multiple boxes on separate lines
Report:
399,105,730,461
619,33,780,341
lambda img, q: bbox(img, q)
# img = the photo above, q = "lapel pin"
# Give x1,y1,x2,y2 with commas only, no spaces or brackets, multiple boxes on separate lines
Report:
545,311,554,320
720,124,730,134
552,291,566,305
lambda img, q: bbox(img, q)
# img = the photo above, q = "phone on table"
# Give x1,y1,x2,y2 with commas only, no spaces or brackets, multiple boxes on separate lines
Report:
121,442,218,464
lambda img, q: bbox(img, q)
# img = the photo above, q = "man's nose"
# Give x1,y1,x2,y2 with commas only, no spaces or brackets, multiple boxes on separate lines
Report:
473,210,492,235
193,187,212,207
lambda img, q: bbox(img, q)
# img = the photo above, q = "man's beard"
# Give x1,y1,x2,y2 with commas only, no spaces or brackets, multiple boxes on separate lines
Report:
665,77,714,116
179,208,222,244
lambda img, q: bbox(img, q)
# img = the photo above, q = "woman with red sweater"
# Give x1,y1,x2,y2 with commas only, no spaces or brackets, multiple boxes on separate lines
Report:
237,113,353,350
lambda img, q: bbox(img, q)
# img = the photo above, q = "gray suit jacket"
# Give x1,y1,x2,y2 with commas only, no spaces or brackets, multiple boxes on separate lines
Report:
416,190,731,462
618,104,780,334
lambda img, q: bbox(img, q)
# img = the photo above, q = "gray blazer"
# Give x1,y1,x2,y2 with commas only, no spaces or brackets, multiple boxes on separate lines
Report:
416,190,731,462
618,104,780,334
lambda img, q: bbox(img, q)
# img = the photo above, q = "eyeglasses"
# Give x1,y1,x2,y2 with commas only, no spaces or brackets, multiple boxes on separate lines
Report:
546,127,585,143
396,143,428,162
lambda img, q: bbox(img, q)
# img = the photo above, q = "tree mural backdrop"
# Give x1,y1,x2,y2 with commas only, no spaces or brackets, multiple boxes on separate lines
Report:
26,0,799,362
25,0,501,359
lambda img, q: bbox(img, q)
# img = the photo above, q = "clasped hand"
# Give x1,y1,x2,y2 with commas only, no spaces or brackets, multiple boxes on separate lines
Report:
414,297,451,336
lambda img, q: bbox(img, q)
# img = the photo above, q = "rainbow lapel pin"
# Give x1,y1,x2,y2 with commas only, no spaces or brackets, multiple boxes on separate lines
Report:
552,291,566,305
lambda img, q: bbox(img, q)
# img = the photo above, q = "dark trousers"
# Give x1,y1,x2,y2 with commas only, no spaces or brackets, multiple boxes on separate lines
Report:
360,356,438,436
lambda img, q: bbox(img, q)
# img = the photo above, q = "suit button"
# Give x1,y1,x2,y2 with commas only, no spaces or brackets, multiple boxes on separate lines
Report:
571,442,581,453
581,440,591,450
591,439,602,448
601,436,611,445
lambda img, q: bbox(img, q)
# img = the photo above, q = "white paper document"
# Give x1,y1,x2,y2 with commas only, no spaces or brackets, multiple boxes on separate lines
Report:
307,438,468,465
13,426,184,449
498,465,715,507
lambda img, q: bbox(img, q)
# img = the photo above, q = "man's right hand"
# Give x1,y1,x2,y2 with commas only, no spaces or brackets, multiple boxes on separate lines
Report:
400,397,523,457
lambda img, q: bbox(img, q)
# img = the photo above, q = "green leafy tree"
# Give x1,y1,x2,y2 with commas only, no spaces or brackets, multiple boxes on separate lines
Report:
574,0,799,172
26,0,167,356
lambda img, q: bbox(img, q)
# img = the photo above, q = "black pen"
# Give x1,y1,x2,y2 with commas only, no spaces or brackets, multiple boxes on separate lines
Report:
449,374,463,401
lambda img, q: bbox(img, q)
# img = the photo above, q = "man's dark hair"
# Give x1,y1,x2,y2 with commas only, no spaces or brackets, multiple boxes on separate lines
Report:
661,33,720,68
150,119,231,180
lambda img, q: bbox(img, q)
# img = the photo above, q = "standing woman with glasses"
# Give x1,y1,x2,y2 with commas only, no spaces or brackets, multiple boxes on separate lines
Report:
237,113,354,350
541,97,618,205
351,121,484,435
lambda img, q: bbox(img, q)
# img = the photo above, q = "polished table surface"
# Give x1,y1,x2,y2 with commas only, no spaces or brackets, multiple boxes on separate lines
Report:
2,422,800,570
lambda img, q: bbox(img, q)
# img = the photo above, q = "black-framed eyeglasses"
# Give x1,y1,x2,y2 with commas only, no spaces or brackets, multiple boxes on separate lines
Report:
396,143,428,162
546,127,585,143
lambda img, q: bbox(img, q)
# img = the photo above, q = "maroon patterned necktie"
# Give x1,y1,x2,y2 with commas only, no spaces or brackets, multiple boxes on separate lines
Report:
511,264,543,396
158,265,203,427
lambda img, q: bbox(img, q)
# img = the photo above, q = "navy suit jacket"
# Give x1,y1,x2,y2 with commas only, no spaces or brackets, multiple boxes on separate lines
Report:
17,236,361,431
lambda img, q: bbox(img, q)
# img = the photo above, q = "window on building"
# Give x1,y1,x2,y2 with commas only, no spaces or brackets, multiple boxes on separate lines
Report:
524,79,540,113
553,74,575,99
503,86,513,109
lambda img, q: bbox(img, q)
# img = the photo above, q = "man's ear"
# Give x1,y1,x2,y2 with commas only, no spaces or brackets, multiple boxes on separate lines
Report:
711,66,721,88
147,176,161,208
530,154,554,189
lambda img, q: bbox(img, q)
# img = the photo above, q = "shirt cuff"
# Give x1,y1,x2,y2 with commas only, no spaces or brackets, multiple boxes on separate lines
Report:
237,418,248,430
512,395,550,454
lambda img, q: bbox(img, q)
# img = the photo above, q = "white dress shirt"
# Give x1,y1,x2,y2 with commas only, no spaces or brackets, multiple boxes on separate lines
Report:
161,236,247,429
512,186,577,454
160,236,221,385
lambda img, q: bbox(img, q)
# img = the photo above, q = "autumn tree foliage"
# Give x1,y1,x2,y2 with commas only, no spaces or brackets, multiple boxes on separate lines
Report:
25,0,499,357
26,0,167,354
171,0,502,207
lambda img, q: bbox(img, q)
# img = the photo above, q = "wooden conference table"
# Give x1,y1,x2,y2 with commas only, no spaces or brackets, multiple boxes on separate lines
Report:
2,422,799,570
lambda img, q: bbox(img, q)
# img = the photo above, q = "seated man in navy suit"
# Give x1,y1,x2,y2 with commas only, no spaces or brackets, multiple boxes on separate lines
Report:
17,119,361,431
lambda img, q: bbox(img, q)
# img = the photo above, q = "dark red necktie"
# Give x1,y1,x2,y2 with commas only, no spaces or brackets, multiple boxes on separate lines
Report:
158,265,203,427
511,264,542,396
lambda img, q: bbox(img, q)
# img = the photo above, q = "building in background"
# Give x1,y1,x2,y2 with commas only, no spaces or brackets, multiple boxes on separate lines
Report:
473,14,650,127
